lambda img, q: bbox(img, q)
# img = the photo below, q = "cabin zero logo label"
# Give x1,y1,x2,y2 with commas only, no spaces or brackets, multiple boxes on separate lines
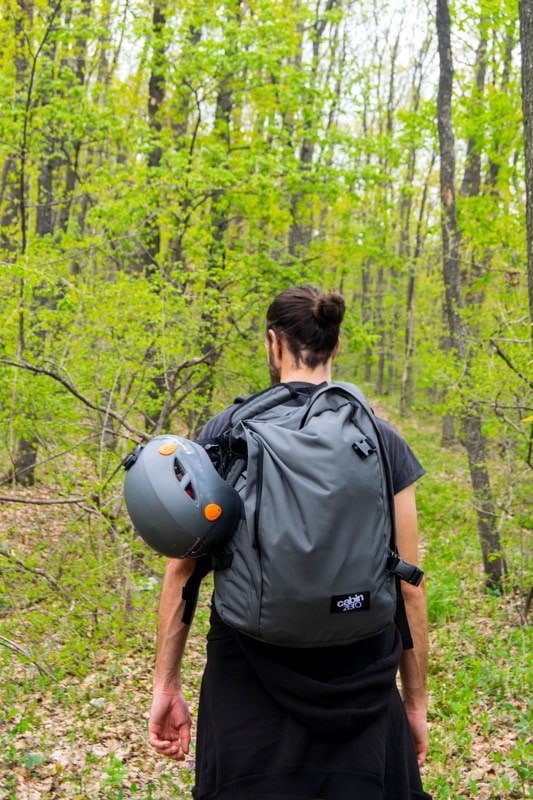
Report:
330,591,370,613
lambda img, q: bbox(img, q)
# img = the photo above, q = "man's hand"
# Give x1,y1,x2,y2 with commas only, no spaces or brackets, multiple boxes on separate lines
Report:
404,706,429,766
148,689,192,761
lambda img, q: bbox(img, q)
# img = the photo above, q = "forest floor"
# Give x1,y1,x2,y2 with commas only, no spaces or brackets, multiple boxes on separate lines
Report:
0,412,531,800
2,595,531,800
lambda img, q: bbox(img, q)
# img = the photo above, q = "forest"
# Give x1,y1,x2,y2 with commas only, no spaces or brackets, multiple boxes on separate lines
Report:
0,0,531,797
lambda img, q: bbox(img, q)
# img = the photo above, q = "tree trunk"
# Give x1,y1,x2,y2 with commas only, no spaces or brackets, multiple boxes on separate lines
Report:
361,261,373,384
375,264,385,395
520,0,533,343
140,0,166,275
436,0,506,589
461,413,506,589
400,154,434,415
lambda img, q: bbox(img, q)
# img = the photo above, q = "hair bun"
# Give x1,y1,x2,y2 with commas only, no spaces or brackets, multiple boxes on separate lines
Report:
314,292,346,326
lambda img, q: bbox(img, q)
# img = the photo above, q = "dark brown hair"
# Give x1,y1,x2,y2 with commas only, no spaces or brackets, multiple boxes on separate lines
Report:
266,284,345,369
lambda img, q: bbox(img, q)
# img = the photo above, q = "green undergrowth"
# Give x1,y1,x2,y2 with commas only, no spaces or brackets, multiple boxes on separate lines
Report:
395,409,532,800
0,407,531,799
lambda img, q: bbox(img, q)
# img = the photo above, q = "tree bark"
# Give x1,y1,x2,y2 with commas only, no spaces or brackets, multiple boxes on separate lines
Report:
140,0,166,275
10,1,62,486
519,0,533,343
436,0,506,589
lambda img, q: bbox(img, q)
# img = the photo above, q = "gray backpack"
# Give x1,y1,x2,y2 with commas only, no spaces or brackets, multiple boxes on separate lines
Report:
210,381,422,648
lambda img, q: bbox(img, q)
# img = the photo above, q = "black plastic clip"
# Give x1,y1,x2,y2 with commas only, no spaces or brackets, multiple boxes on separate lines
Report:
123,445,143,471
352,435,376,459
387,553,424,586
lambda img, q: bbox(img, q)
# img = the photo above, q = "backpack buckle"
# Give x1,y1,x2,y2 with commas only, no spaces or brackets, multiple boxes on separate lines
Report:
387,553,424,586
352,435,375,458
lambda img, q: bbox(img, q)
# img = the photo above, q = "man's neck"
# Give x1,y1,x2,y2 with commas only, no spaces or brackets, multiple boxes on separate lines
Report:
279,365,332,384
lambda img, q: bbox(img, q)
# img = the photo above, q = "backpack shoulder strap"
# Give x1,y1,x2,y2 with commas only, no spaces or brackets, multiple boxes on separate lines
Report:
229,382,302,427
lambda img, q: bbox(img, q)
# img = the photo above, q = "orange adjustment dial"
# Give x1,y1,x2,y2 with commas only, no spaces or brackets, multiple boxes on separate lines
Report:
204,503,222,521
158,442,177,456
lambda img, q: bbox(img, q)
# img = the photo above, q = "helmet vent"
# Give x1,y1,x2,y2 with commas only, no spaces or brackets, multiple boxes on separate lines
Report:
174,458,196,500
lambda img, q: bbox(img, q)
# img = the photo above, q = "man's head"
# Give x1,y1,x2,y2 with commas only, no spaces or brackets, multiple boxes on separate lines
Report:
265,285,345,383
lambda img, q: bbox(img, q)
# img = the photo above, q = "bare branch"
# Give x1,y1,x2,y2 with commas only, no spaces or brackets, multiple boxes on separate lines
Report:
0,634,55,678
0,494,85,505
489,339,533,388
1,358,150,440
0,542,69,601
1,354,215,442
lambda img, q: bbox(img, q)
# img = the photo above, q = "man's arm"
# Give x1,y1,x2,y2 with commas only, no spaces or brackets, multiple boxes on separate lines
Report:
148,557,197,761
394,483,429,766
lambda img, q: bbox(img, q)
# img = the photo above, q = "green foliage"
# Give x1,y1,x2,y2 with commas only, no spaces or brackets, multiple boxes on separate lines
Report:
1,406,531,799
387,410,532,800
0,0,531,793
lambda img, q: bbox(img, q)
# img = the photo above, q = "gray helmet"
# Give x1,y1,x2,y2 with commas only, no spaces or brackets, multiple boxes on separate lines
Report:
123,435,241,558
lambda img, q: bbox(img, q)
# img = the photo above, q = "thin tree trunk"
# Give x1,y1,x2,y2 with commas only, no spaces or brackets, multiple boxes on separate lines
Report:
520,0,533,343
287,0,340,258
375,264,385,395
140,0,166,275
10,1,62,485
400,153,434,415
436,0,506,589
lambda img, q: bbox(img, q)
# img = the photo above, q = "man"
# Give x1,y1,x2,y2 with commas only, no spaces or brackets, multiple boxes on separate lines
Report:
148,285,430,799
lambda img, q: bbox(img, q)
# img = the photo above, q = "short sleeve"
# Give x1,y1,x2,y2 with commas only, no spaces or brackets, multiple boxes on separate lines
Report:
375,417,426,494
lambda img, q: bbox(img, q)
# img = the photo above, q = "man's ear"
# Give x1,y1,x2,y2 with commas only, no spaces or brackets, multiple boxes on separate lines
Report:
332,337,341,360
266,328,283,360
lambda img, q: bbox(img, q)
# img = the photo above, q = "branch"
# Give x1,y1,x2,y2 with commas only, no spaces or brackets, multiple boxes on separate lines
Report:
0,495,85,505
2,355,215,442
0,542,70,601
489,339,533,388
0,634,54,679
0,358,150,441
150,353,221,435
